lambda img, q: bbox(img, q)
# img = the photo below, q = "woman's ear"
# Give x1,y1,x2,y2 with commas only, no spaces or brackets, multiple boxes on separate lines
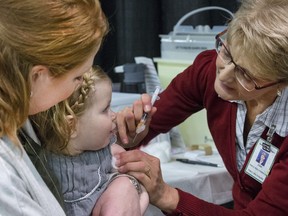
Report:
66,115,78,138
30,65,50,93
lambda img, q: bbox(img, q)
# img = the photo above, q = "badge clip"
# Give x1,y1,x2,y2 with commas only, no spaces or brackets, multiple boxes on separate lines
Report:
264,125,276,152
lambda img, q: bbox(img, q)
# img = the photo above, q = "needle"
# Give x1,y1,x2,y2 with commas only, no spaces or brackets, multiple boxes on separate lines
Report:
133,86,161,143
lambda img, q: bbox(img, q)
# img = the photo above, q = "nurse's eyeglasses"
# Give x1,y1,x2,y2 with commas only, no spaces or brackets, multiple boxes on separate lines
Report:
215,29,280,92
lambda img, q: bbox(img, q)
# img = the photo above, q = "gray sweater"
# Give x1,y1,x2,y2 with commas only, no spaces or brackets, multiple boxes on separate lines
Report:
46,143,116,216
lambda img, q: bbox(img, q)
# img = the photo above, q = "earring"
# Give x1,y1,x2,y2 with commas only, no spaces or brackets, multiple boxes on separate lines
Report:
30,92,33,97
277,89,282,97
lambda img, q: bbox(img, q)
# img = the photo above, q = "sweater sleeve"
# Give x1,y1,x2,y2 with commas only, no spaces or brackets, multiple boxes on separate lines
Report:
0,138,66,216
163,188,241,216
0,156,47,216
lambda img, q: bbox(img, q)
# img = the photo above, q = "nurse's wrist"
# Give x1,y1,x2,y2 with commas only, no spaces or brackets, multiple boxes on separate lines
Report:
155,185,179,213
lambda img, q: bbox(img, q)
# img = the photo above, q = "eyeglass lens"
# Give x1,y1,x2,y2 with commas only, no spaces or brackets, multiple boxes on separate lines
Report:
216,39,232,65
215,37,257,91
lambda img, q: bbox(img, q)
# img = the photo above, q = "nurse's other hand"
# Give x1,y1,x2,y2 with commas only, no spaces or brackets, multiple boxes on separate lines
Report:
115,150,179,213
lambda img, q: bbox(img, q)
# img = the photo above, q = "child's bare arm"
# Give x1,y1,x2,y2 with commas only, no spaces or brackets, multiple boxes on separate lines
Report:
92,176,146,216
106,143,149,215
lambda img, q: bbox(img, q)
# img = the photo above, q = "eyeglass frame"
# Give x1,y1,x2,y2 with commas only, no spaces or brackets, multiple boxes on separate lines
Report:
215,29,280,92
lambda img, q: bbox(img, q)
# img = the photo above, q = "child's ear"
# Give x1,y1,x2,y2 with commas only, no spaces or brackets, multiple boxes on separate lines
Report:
65,115,78,138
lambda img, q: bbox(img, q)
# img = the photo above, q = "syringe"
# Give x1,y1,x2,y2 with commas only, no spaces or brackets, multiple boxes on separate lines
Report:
133,86,161,143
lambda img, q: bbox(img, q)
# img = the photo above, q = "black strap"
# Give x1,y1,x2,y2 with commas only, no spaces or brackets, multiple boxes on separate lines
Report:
18,129,65,209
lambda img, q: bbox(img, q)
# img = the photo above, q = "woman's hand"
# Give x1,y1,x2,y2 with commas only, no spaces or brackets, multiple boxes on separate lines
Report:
115,150,179,213
116,93,157,148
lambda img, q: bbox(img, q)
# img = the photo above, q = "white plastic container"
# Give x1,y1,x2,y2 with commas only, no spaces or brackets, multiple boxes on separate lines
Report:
160,6,234,61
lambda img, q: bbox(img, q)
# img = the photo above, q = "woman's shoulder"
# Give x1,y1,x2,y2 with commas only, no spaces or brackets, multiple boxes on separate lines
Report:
178,50,217,86
0,136,22,159
0,138,36,215
180,50,217,80
197,49,217,58
193,49,217,69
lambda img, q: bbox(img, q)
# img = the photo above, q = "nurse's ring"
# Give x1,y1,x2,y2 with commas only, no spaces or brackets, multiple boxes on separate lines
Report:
145,167,151,178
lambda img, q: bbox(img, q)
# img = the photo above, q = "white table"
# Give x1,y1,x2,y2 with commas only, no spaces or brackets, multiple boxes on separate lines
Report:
144,152,234,216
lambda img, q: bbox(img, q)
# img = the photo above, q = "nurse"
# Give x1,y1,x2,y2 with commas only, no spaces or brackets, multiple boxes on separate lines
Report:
116,0,288,215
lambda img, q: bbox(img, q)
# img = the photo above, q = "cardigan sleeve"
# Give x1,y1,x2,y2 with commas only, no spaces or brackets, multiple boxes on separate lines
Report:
164,188,239,216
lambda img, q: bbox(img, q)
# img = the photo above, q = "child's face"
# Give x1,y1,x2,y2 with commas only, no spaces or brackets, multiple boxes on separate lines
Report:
71,80,116,151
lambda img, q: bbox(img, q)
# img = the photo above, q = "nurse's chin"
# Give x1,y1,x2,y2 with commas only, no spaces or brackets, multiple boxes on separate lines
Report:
215,82,238,101
215,87,236,101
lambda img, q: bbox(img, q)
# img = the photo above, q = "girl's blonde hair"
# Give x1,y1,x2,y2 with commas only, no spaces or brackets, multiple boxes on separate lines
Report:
32,66,111,154
0,0,108,144
227,0,288,82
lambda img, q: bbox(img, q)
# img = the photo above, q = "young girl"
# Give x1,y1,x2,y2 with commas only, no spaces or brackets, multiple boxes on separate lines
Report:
32,67,149,216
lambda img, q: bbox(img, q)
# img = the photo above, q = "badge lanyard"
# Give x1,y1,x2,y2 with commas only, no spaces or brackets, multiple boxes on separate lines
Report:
262,93,283,152
263,125,276,152
244,95,281,183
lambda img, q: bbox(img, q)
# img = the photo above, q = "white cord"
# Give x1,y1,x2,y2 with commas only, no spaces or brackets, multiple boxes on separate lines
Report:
172,6,234,36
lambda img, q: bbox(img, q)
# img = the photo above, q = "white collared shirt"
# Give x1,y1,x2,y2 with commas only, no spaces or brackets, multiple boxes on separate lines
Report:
234,87,288,171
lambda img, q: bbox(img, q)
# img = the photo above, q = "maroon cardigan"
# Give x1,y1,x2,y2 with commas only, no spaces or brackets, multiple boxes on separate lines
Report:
141,50,288,215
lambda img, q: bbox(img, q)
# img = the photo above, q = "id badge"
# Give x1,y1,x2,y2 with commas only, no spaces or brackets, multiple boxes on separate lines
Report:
245,138,279,184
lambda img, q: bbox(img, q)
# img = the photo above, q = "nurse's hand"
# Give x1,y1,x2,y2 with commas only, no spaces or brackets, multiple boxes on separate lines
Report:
115,150,179,213
116,93,157,148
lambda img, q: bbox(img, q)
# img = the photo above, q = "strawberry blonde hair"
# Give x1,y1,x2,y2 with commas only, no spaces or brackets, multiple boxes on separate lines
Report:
0,0,108,145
